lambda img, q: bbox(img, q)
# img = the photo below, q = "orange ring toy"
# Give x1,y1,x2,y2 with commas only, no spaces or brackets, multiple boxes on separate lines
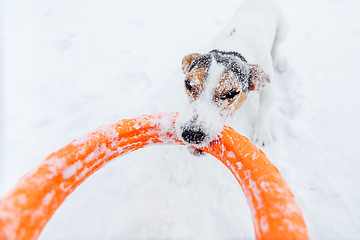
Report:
0,113,310,240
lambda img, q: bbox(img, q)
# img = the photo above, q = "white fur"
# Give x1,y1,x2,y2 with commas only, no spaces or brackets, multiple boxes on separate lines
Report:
210,0,288,146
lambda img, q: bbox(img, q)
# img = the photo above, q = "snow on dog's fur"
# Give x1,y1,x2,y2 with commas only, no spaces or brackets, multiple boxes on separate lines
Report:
175,0,288,148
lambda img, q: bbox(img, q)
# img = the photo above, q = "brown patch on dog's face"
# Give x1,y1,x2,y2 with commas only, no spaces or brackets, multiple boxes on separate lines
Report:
184,68,207,102
182,54,212,102
182,53,251,115
213,73,248,117
184,66,249,117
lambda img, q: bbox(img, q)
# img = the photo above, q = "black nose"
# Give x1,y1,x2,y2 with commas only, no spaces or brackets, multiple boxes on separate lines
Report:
182,129,206,144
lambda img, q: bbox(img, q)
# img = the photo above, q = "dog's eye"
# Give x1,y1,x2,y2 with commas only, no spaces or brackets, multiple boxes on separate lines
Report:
219,89,240,100
185,79,194,92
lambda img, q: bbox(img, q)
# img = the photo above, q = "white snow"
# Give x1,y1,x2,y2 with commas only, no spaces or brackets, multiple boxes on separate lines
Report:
42,191,55,206
1,0,360,239
62,161,82,180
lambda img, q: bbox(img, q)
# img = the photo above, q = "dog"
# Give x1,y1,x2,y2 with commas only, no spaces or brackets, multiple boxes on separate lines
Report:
175,0,288,150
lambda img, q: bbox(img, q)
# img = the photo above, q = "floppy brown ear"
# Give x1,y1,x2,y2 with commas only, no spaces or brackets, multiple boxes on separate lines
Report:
182,53,200,74
249,64,271,91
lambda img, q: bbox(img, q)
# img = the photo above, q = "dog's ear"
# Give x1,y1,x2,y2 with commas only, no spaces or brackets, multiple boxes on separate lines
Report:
182,53,200,74
249,64,270,91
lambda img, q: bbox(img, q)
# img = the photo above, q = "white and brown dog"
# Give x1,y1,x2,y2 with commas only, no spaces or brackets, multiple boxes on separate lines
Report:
175,0,288,150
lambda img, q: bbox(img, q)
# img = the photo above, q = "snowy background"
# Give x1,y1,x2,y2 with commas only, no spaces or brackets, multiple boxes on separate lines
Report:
1,0,360,239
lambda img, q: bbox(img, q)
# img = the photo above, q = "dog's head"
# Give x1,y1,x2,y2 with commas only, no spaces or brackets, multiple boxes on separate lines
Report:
175,50,270,147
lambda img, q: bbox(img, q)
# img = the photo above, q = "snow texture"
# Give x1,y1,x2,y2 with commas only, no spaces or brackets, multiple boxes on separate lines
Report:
1,0,360,239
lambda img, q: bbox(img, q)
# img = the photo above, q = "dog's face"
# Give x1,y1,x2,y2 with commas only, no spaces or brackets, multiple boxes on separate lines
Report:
175,50,270,147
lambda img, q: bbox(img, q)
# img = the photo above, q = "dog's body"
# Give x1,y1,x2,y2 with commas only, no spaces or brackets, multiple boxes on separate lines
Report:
175,0,288,147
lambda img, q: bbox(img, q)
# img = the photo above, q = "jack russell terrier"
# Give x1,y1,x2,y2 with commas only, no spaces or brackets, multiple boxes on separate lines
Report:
175,0,288,151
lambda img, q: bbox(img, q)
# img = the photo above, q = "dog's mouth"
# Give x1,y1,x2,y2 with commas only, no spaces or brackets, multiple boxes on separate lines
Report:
175,102,225,147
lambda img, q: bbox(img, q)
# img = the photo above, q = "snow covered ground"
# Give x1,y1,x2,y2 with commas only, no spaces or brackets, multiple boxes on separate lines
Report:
1,0,360,239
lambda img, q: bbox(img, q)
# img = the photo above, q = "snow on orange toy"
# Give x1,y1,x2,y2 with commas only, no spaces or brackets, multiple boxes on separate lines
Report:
0,113,310,240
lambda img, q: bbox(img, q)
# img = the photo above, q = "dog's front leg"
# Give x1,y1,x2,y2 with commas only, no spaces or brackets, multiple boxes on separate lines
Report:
253,83,274,146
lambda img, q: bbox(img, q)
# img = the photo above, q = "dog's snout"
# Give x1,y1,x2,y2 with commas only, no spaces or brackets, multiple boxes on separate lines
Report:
190,114,199,124
181,128,206,145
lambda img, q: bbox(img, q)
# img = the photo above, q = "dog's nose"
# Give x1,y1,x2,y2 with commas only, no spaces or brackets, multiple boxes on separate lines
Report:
181,128,206,145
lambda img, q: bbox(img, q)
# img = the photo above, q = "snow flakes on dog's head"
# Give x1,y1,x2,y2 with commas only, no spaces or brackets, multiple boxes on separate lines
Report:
182,51,251,116
178,50,270,146
182,51,254,102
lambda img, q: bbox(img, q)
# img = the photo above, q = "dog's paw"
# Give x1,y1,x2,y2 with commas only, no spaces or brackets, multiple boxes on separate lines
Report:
274,57,288,73
187,146,205,156
252,125,273,147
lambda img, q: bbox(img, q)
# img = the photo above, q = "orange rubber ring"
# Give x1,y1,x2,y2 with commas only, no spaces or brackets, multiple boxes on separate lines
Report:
0,113,310,240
